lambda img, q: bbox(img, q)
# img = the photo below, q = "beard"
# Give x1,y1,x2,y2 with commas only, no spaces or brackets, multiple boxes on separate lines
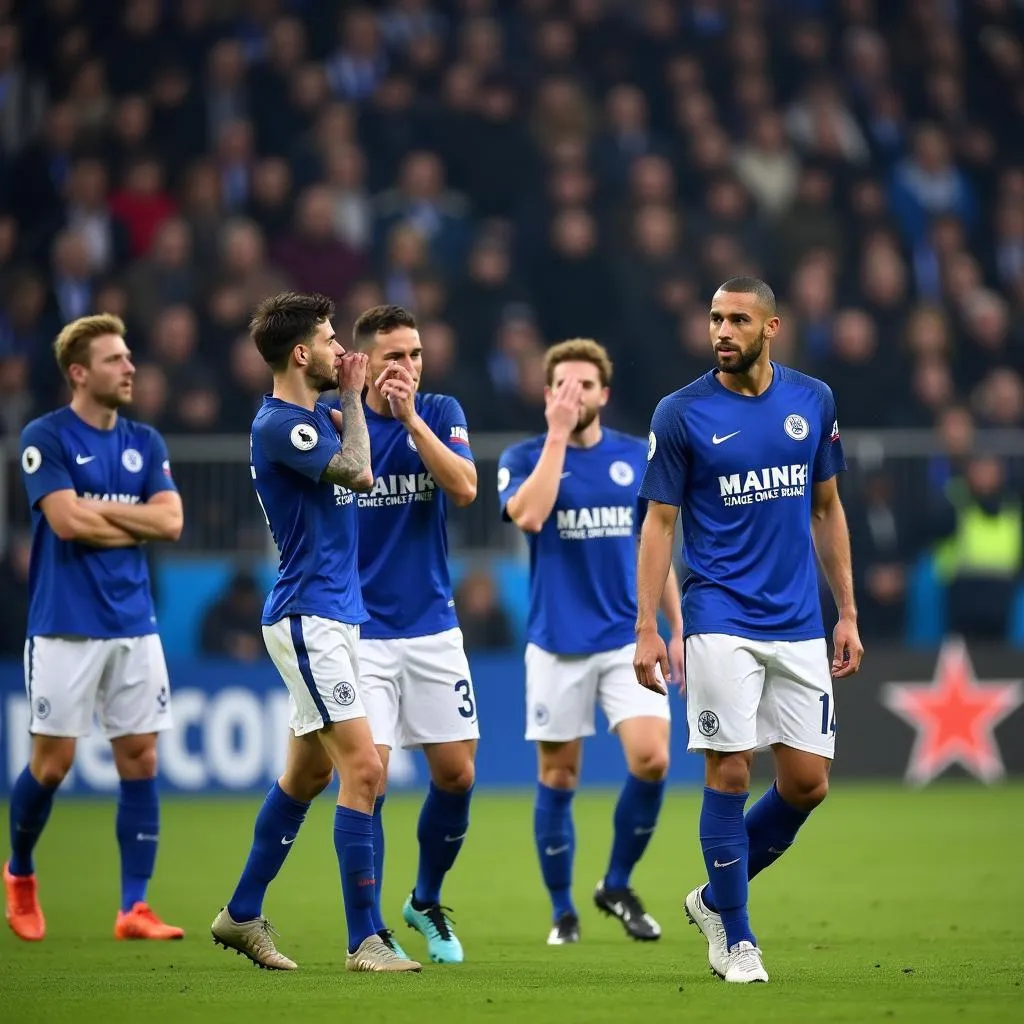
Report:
575,405,600,432
94,381,133,408
716,327,766,375
306,355,338,392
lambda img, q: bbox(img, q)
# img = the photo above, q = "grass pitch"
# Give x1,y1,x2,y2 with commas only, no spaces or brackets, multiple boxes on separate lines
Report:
2,784,1022,1023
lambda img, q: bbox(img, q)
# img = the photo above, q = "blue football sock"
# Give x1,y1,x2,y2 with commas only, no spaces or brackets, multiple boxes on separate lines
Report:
8,767,58,877
700,787,755,949
746,781,810,880
534,783,576,920
371,794,386,932
605,774,665,890
334,805,376,954
413,783,472,908
116,778,160,912
227,782,309,923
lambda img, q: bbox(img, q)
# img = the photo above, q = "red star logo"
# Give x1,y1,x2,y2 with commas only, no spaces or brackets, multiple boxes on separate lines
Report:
882,639,1023,785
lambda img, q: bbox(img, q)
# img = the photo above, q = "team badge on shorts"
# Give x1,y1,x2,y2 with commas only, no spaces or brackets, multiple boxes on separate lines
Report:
783,414,809,441
122,448,143,472
533,703,550,726
609,460,635,486
333,682,356,706
34,696,51,720
697,709,719,737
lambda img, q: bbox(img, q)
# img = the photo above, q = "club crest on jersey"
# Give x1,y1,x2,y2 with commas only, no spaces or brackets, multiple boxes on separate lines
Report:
290,424,318,451
21,445,42,474
609,460,635,486
497,466,510,492
122,448,143,472
783,414,809,441
647,431,657,461
407,434,418,451
333,682,356,706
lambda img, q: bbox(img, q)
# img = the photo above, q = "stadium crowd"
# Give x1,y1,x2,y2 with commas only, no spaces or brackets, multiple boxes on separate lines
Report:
1,0,1023,645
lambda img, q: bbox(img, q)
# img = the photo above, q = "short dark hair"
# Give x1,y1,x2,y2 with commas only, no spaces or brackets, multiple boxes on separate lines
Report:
716,276,777,315
250,291,334,371
352,304,417,348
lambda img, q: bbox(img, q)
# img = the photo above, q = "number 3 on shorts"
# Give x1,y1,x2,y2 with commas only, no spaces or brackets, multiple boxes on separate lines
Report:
454,679,475,719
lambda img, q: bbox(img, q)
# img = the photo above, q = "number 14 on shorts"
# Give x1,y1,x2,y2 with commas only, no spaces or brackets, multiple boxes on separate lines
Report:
819,693,836,736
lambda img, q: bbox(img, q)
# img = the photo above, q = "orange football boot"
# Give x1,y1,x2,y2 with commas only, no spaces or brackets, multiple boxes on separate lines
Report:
4,861,46,941
114,902,185,940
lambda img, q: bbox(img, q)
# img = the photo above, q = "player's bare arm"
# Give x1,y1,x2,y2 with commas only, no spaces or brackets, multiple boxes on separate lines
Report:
83,490,184,542
39,490,140,548
505,377,582,533
660,562,686,688
322,353,374,492
378,363,477,507
634,499,678,694
811,476,864,678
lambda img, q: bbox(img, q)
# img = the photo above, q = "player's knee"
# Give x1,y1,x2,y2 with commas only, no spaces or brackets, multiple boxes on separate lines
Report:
432,759,475,794
539,765,578,790
628,746,669,782
784,775,829,811
346,749,384,798
33,757,73,788
705,752,752,794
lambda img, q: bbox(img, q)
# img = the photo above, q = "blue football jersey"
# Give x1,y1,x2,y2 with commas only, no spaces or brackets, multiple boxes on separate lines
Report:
499,429,649,656
356,393,473,640
250,396,366,627
639,364,846,641
20,408,176,638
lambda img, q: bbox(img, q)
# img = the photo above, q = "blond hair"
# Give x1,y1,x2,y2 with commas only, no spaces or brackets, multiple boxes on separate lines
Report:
543,338,613,388
53,314,126,385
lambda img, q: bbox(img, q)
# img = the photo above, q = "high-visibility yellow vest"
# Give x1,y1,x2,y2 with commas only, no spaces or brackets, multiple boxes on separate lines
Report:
934,484,1022,581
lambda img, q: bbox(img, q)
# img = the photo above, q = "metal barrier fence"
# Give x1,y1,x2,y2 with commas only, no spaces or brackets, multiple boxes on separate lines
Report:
3,430,1024,556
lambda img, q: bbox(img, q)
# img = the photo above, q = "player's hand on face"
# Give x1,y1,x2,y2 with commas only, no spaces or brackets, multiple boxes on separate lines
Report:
546,377,583,438
667,633,686,695
831,617,864,678
337,351,369,394
634,628,670,696
378,361,416,422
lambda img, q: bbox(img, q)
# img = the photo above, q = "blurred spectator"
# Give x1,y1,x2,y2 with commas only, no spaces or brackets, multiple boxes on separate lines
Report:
199,571,267,662
0,534,30,657
124,217,198,327
933,455,1023,641
0,23,46,158
454,567,514,651
109,155,177,258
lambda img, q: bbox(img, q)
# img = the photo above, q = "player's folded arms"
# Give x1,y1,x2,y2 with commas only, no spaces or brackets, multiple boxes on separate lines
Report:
42,490,184,545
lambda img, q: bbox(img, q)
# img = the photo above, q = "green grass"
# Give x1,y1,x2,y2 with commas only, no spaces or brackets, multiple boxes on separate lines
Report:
2,784,1023,1023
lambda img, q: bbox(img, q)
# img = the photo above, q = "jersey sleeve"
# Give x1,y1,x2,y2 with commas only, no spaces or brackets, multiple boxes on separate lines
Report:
256,408,340,482
497,444,535,523
19,419,74,508
438,396,474,462
638,398,689,507
143,429,178,499
813,387,847,483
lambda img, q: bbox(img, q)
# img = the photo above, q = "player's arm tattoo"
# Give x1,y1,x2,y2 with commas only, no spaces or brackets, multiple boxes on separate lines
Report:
321,391,373,491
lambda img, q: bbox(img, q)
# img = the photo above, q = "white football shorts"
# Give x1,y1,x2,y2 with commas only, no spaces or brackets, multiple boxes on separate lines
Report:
525,641,670,742
359,627,479,749
684,633,835,758
24,634,172,739
262,615,365,736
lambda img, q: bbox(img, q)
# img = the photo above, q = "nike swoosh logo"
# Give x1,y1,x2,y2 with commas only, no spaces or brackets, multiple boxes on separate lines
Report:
712,432,740,445
444,832,467,843
714,857,740,868
545,844,569,856
633,826,656,836
281,835,297,845
560,472,571,479
76,454,96,464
